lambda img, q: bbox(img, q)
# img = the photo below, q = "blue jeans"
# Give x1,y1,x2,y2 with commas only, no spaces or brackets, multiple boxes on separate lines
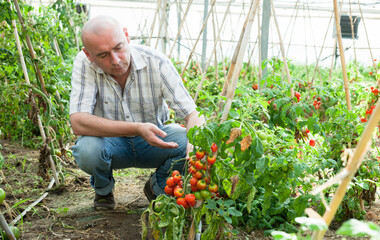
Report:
71,123,187,196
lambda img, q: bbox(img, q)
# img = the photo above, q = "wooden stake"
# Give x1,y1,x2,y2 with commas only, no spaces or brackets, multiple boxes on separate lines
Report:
11,5,60,185
221,0,260,123
333,0,352,111
193,0,232,102
357,0,377,70
312,94,380,240
180,0,217,78
12,0,48,95
218,1,256,111
270,0,293,98
147,0,161,46
168,0,193,58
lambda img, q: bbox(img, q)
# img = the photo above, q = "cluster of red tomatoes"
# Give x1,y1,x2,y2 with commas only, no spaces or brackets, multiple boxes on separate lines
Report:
164,143,219,209
312,95,322,110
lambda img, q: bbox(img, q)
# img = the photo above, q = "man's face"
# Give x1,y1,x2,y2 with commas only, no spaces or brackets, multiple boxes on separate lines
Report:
83,27,131,79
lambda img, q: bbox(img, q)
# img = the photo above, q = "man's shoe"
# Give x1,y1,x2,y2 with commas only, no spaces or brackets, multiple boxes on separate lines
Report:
94,192,116,210
143,176,157,202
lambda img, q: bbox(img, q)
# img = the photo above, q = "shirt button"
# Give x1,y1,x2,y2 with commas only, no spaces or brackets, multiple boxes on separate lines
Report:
126,116,129,119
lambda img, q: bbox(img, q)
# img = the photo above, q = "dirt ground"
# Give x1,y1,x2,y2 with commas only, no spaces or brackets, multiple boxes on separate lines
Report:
0,139,379,240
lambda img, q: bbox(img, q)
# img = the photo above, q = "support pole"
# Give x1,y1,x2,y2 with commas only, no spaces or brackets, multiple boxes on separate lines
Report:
12,0,47,95
312,86,380,240
333,0,352,111
260,0,271,85
220,0,260,122
201,0,209,71
270,0,293,98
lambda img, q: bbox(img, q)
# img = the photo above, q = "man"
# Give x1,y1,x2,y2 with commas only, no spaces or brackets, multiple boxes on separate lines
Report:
69,15,205,210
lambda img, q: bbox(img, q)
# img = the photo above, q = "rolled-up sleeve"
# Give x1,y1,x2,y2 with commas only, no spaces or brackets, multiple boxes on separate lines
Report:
69,51,98,115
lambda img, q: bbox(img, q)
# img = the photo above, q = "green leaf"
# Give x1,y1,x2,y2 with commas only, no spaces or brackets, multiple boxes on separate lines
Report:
205,199,217,210
271,231,298,240
256,156,267,172
227,207,242,217
336,219,380,238
158,214,170,228
295,217,327,231
252,137,264,158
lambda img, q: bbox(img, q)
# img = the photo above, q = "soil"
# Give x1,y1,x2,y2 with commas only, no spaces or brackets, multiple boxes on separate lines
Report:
0,139,379,240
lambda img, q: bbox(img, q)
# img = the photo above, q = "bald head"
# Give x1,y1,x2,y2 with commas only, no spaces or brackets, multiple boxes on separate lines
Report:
81,16,123,48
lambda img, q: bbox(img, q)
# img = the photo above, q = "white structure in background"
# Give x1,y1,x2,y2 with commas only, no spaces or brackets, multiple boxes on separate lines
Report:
31,0,380,68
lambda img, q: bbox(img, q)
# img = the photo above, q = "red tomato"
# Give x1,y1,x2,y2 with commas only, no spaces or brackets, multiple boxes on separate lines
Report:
194,161,204,170
185,194,196,206
211,143,218,153
172,170,180,177
193,170,203,179
197,179,207,190
295,92,301,98
166,177,176,187
208,183,218,193
207,156,216,165
188,166,197,174
190,177,198,186
191,185,199,192
165,185,174,196
196,150,205,159
173,173,182,184
309,139,316,147
176,197,189,209
174,188,184,198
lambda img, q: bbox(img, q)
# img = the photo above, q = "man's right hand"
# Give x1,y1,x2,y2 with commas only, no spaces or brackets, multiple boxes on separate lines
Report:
70,113,178,149
136,123,178,149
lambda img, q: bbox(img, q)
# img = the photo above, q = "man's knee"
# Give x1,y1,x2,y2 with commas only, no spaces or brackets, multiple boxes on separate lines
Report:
72,136,105,174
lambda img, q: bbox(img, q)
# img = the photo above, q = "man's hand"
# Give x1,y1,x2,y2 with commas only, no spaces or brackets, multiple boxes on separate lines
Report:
137,123,178,149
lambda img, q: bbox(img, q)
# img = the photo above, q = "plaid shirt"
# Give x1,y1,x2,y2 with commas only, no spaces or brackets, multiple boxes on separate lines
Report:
69,44,196,126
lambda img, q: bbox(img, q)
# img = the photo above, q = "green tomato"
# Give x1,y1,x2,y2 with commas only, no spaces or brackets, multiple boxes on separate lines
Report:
200,190,211,200
0,188,5,205
281,165,289,172
194,191,202,200
266,134,274,141
261,140,268,148
257,131,267,140
2,226,21,240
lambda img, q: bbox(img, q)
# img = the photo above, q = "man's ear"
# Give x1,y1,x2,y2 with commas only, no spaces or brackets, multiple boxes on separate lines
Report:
82,47,93,62
123,27,130,44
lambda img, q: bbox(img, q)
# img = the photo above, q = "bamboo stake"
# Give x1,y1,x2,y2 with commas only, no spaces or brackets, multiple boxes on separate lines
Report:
357,0,377,70
193,0,233,102
212,5,219,82
218,1,256,111
155,0,168,51
0,214,15,240
180,0,217,78
333,0,352,111
147,0,161,46
270,0,294,98
312,87,380,240
10,178,55,226
221,0,260,123
311,10,334,85
12,0,48,95
168,0,193,58
258,9,262,80
11,7,60,185
349,0,357,65
329,38,337,82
